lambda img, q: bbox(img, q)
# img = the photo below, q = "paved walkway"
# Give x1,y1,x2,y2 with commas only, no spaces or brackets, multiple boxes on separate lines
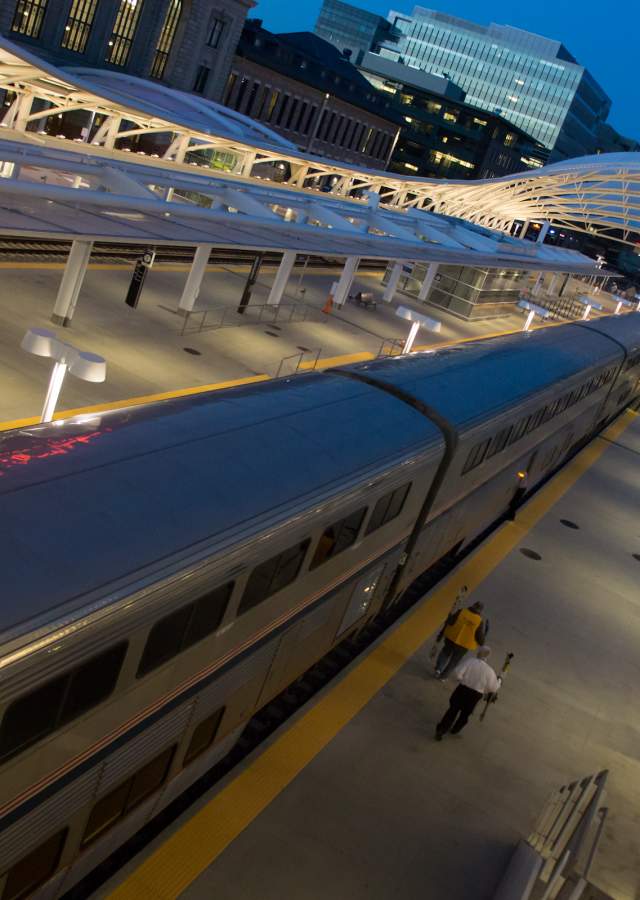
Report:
0,260,528,422
104,410,640,900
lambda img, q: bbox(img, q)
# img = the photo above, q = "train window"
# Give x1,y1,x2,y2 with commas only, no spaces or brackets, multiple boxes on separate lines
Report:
239,539,311,616
183,707,226,766
137,582,233,678
81,781,130,847
549,399,562,418
81,746,175,848
365,483,411,533
461,440,490,474
524,411,539,432
1,828,67,900
486,426,512,459
126,745,175,810
0,643,127,763
138,605,193,677
531,408,546,429
512,416,531,444
184,583,234,648
61,643,128,725
310,507,367,569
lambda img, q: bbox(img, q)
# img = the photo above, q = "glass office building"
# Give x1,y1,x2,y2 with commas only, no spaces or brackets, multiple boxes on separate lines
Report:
314,0,401,61
377,8,611,159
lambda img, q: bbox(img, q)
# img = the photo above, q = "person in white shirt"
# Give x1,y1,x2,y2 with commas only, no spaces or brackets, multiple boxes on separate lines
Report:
435,647,500,740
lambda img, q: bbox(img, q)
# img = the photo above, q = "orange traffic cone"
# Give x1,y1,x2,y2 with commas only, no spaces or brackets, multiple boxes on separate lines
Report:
322,294,334,315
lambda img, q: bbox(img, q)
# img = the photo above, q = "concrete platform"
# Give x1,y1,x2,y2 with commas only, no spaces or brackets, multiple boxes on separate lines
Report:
0,259,528,423
103,410,640,900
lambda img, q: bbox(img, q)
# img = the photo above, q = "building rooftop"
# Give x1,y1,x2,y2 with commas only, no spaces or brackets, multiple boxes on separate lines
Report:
236,22,402,125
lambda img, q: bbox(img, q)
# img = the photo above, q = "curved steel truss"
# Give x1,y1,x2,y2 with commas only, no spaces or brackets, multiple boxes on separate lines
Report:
0,37,637,247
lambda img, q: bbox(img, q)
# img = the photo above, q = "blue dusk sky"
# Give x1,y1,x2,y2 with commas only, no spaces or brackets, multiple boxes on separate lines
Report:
251,0,639,139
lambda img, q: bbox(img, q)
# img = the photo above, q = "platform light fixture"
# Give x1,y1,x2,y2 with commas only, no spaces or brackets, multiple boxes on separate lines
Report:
577,295,603,321
395,305,441,353
21,327,106,423
517,298,549,331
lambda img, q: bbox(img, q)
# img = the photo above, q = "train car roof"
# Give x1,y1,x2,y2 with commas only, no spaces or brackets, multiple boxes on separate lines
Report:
344,319,637,428
0,372,440,638
578,313,640,353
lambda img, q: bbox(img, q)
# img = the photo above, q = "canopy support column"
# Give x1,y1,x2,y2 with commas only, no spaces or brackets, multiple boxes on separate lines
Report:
267,250,296,306
178,244,212,315
548,272,561,295
333,256,359,307
418,262,439,302
383,260,404,303
532,272,545,296
51,240,93,327
537,221,551,243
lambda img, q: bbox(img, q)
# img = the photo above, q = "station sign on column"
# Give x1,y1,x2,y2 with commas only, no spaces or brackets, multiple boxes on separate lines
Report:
125,248,156,309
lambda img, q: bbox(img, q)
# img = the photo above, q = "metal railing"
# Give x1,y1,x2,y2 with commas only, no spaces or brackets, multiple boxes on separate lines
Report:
493,769,610,900
377,337,405,358
275,347,322,378
180,300,326,335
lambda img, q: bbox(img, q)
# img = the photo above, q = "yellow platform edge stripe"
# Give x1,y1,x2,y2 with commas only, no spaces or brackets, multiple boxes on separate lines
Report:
106,408,637,900
0,319,576,434
0,374,272,433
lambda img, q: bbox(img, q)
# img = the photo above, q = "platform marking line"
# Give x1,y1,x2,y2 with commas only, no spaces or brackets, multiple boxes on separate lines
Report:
0,375,272,433
106,408,637,900
0,310,614,435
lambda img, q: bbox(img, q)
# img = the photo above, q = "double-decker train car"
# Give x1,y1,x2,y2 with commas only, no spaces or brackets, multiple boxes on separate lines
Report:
0,314,639,900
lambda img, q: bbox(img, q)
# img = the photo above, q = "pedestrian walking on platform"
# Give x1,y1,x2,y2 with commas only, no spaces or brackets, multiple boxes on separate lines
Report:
435,647,500,740
434,600,487,679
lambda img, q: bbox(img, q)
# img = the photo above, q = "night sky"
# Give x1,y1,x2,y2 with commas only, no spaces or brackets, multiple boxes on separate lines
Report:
252,0,639,139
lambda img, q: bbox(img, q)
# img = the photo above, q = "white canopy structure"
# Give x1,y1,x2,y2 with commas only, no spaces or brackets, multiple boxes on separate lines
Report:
0,38,636,248
0,137,601,276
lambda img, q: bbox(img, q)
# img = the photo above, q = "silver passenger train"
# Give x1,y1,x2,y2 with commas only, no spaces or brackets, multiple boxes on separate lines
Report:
0,314,639,899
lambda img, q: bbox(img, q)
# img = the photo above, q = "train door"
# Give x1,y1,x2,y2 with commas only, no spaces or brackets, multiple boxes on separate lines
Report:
335,563,385,639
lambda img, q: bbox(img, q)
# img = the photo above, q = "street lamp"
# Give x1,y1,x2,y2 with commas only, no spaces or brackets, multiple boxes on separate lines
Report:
395,305,441,353
21,327,106,423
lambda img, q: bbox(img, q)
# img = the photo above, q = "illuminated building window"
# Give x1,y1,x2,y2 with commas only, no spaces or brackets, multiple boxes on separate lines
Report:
61,0,98,53
432,150,475,170
151,0,181,79
106,0,144,67
11,0,48,38
223,71,237,105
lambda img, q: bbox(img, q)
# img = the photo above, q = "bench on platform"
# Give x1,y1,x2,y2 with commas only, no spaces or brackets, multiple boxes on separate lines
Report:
350,291,376,309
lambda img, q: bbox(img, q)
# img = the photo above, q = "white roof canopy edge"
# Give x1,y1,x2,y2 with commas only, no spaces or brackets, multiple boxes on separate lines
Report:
0,139,605,274
0,36,637,246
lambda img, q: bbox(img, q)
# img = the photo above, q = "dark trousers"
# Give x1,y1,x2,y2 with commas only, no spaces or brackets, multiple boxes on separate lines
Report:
437,684,483,735
435,638,468,678
507,487,527,521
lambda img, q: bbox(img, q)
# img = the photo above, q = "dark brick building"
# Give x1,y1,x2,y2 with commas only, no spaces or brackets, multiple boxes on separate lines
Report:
224,22,401,168
0,0,252,102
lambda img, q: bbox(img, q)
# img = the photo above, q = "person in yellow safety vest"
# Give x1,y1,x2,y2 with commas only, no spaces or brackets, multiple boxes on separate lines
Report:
434,601,488,680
